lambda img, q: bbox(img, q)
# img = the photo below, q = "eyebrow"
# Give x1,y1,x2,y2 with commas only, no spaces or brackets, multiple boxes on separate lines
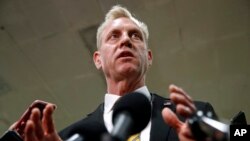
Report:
105,29,121,38
107,27,142,35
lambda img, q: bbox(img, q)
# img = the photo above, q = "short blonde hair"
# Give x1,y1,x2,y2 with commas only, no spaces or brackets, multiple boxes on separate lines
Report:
96,5,149,49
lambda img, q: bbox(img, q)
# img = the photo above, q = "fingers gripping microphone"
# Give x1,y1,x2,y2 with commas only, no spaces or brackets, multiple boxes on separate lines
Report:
111,92,151,141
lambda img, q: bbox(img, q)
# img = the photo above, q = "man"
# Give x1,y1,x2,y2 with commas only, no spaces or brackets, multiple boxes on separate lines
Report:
21,5,216,141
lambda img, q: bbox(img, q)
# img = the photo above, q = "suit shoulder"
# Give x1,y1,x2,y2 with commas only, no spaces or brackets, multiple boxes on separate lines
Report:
150,93,170,101
151,92,217,118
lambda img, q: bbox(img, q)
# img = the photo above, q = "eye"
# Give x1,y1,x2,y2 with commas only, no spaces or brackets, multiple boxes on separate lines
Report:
108,31,120,41
131,32,142,40
110,33,119,39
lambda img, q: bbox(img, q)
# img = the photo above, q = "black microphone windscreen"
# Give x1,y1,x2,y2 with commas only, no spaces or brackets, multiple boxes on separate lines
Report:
112,92,151,135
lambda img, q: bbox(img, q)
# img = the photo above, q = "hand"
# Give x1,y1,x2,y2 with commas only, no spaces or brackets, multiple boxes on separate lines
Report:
9,122,18,130
24,104,62,141
162,84,196,141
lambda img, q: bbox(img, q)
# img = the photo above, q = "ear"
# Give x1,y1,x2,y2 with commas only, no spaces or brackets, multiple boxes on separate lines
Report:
93,51,102,70
147,49,153,66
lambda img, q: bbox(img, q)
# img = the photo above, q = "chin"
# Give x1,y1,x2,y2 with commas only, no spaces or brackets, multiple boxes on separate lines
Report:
118,65,138,74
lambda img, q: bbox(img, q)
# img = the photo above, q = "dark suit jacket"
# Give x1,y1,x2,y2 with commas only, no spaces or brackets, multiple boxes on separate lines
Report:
59,93,216,141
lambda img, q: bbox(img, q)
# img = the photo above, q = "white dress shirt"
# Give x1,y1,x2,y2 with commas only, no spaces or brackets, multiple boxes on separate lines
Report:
103,86,152,141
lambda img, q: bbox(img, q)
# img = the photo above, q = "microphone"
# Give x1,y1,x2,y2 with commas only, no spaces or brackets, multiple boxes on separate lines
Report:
66,134,84,141
188,110,229,141
111,92,151,141
65,120,107,141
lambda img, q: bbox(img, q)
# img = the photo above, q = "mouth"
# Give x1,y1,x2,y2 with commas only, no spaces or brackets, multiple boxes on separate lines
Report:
117,51,135,59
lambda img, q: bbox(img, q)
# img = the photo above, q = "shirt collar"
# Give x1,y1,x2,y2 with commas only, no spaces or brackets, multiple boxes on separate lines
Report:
104,86,151,113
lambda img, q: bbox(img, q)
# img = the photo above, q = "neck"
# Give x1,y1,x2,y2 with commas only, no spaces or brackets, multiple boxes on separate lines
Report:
106,77,145,96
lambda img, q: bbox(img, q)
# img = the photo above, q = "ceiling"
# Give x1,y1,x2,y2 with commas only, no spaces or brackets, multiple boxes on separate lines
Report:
0,0,249,133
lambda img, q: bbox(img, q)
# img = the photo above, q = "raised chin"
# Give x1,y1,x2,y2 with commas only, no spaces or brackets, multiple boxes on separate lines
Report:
117,63,139,75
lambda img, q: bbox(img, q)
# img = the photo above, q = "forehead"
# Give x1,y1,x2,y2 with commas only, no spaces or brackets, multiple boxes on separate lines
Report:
103,17,141,34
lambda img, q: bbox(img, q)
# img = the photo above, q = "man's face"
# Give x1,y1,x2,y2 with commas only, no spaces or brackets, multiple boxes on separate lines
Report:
94,17,152,81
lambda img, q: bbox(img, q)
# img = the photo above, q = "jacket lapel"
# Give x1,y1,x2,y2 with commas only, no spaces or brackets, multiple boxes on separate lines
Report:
150,94,175,141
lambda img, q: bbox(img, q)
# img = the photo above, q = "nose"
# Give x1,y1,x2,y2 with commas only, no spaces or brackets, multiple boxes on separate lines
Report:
120,33,132,48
